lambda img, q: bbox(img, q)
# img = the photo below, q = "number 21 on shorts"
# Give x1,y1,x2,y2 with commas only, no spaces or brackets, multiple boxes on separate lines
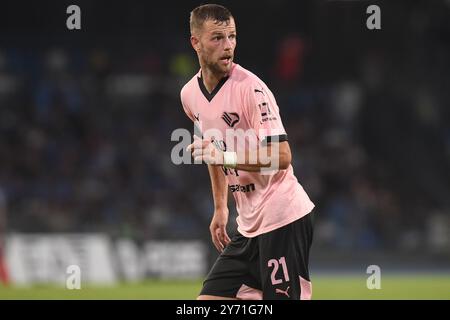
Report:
267,257,290,285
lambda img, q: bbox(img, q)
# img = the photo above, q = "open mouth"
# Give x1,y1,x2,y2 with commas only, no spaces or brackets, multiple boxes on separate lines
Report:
220,56,232,64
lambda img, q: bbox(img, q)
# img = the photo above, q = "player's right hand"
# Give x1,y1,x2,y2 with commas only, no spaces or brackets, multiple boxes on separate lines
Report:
187,135,224,166
210,209,231,253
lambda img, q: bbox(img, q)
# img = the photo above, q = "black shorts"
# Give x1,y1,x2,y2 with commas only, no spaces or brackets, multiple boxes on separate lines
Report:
200,212,314,300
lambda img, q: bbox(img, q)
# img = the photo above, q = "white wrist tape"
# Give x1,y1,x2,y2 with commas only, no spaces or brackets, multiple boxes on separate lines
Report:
223,151,237,169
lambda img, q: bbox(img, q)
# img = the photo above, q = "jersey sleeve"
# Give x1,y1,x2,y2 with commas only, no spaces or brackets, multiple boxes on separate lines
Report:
243,81,288,145
181,85,203,138
180,86,194,122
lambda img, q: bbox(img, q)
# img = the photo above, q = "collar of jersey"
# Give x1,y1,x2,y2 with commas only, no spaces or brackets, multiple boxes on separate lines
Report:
197,73,230,102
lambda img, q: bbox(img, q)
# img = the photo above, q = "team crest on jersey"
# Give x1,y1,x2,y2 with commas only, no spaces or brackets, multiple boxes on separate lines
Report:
221,112,240,128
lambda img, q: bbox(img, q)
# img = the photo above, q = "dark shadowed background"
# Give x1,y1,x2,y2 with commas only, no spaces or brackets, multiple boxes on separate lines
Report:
0,0,449,287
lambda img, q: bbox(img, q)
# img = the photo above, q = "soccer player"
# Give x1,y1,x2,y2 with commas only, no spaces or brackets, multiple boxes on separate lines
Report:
182,4,315,300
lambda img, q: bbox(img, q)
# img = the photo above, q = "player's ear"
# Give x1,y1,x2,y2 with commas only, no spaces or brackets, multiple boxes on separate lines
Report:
190,35,200,52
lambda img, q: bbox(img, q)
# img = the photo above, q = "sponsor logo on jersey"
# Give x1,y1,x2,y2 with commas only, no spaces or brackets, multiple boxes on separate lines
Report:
258,102,277,123
229,183,256,193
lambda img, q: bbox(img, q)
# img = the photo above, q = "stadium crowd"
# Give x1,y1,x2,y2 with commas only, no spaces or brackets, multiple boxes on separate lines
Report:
0,1,448,256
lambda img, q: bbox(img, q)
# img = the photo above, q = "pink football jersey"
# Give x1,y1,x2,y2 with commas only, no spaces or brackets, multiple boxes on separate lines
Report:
181,63,315,237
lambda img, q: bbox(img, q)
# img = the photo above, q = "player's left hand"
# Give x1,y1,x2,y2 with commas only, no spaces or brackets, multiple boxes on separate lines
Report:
186,136,224,165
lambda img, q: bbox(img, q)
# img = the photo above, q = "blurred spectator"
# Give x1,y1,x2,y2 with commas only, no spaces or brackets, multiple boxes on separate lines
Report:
274,35,307,84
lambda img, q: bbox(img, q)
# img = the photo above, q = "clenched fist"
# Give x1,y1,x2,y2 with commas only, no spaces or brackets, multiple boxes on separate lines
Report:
186,136,224,165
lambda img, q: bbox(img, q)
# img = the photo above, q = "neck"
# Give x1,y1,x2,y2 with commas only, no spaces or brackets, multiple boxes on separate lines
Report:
200,65,229,94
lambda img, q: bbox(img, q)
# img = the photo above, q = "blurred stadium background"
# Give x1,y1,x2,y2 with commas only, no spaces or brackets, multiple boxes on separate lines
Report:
0,0,449,299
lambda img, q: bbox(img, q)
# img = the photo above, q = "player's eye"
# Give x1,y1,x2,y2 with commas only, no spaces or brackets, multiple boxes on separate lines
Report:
229,34,236,40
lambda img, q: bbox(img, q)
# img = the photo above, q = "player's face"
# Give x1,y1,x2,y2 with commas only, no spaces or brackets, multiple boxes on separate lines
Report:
196,18,236,75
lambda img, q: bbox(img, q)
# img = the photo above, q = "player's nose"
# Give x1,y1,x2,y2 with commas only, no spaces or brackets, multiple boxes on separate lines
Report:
223,37,233,51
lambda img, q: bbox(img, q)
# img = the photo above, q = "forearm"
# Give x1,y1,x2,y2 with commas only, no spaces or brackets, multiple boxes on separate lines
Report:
232,143,292,172
189,139,292,173
207,164,229,211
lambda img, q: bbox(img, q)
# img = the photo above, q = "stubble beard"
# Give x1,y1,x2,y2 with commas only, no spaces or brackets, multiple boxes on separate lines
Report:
203,55,232,78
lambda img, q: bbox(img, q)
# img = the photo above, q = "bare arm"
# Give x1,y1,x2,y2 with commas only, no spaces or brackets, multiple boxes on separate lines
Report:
234,141,292,172
189,139,292,172
206,164,231,252
207,164,229,211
